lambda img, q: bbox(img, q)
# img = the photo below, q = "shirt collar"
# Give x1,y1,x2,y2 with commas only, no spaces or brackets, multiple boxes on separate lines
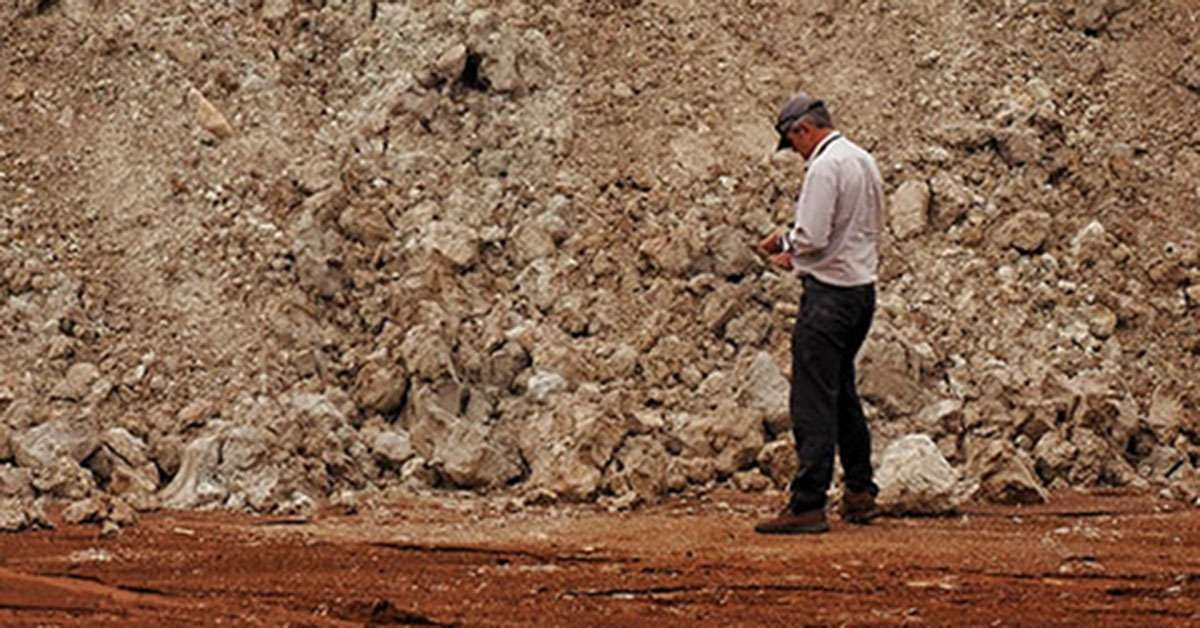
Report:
810,132,841,162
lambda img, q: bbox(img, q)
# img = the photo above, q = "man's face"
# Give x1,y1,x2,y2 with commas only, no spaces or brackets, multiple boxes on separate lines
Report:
786,121,818,160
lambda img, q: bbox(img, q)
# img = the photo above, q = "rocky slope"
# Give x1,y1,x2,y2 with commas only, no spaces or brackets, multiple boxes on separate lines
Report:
1,0,1198,529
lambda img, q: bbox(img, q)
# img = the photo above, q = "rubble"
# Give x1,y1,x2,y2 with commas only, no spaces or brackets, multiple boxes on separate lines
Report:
1,0,1198,526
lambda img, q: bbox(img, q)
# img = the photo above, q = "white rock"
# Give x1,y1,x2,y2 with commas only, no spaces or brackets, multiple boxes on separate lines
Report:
101,428,150,467
12,421,99,469
876,434,964,516
736,352,790,436
373,430,414,467
527,371,567,402
159,434,225,510
890,180,930,240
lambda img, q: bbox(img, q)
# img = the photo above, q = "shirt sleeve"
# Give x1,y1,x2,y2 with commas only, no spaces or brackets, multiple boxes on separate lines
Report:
786,163,838,256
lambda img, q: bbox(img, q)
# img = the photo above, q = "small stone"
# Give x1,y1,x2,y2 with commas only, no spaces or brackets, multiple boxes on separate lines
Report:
434,43,468,83
190,87,235,140
707,226,756,278
997,129,1042,166
510,222,555,266
106,497,137,527
890,180,930,240
338,205,392,245
1185,285,1200,307
993,210,1052,254
62,496,105,525
733,469,771,493
5,80,28,101
373,430,415,467
52,362,101,401
100,520,121,538
0,465,34,499
1086,304,1118,339
425,221,479,268
261,0,292,20
177,400,213,427
527,371,567,401
0,497,29,532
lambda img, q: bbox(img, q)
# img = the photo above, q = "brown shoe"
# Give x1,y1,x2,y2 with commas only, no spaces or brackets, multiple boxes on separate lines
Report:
754,508,829,535
841,491,879,524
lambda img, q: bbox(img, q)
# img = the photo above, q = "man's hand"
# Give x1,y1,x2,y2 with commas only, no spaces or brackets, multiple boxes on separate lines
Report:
768,252,793,271
759,231,785,256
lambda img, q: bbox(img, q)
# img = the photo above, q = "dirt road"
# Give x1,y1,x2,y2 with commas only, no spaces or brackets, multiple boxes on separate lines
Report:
1,491,1197,626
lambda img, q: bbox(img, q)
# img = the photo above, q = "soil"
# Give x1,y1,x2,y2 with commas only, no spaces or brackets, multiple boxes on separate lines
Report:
2,491,1198,626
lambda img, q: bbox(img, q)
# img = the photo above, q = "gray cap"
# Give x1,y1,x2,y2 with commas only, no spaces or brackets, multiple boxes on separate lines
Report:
775,92,825,151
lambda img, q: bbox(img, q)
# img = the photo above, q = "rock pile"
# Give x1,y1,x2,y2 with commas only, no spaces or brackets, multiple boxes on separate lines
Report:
1,1,1198,530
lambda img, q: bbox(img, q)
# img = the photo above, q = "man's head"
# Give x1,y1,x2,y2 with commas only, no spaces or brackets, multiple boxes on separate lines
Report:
775,92,835,159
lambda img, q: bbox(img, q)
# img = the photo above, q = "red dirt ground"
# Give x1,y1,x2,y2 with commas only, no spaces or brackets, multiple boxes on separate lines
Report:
1,491,1198,626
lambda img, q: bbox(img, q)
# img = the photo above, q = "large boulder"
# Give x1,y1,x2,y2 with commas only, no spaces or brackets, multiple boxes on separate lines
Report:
353,359,409,416
876,434,964,516
735,351,791,436
12,420,99,469
372,430,415,469
433,421,523,490
673,402,765,477
890,180,930,240
520,400,628,500
1033,431,1078,485
158,424,290,512
603,435,670,504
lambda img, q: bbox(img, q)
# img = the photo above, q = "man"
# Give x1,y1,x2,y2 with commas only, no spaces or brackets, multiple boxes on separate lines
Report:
755,92,885,535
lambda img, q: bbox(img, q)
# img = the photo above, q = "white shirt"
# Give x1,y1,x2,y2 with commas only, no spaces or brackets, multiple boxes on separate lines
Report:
784,132,885,287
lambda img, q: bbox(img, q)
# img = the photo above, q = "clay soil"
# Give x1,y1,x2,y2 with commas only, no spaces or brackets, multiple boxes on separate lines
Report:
2,492,1198,627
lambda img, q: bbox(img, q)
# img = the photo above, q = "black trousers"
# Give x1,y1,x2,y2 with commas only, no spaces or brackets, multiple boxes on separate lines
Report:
788,275,878,513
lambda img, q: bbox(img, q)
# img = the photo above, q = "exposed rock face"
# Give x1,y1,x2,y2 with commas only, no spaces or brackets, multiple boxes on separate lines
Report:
2,1,1199,524
875,435,964,516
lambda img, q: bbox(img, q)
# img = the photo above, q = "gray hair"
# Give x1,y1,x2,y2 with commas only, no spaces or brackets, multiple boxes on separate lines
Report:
787,103,833,131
